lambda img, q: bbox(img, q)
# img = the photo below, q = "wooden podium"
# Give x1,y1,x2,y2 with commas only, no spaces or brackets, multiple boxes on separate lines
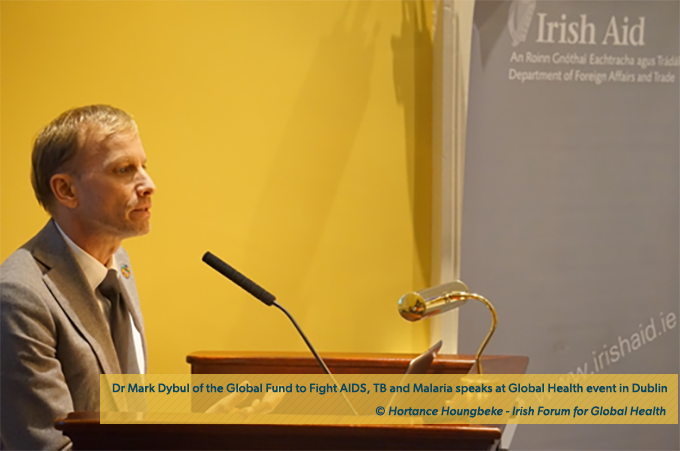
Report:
56,352,528,450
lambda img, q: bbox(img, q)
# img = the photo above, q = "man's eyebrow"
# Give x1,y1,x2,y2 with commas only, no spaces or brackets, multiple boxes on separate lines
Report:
105,156,131,167
107,155,145,166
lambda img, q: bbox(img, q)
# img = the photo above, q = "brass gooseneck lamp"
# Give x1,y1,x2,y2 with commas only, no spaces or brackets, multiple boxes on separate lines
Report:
398,281,497,374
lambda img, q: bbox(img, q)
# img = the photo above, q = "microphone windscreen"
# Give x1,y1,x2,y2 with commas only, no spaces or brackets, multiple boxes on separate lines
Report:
202,252,276,306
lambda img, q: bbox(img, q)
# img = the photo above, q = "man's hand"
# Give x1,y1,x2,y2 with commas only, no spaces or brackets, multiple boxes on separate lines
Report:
205,381,286,416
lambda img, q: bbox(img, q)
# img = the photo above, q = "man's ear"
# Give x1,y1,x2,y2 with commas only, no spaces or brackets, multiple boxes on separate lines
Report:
50,173,78,209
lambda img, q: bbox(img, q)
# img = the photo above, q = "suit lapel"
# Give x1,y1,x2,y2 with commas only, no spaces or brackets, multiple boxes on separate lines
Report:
29,221,122,375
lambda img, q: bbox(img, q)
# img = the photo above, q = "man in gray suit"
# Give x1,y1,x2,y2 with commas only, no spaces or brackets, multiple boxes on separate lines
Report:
0,105,156,450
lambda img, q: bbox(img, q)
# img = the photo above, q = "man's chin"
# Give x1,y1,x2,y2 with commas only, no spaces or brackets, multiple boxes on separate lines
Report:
121,221,151,239
133,223,151,237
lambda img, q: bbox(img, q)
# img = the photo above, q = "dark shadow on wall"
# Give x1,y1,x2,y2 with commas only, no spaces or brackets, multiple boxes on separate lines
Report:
474,0,510,68
391,0,433,288
244,2,378,300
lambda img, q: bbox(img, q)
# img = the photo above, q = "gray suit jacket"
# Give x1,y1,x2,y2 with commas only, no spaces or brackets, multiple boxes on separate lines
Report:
0,220,147,450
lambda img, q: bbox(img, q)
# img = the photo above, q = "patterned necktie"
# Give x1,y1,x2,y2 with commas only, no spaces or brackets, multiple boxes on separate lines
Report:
97,269,140,374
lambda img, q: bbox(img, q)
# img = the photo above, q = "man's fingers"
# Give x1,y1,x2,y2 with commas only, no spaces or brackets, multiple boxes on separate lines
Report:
206,381,285,416
253,391,286,415
205,381,251,413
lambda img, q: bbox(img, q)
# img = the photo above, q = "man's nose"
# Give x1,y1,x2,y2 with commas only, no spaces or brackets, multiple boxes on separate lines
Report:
137,169,156,197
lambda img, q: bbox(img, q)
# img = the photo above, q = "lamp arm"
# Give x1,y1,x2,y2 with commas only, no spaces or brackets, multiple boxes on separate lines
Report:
463,293,498,375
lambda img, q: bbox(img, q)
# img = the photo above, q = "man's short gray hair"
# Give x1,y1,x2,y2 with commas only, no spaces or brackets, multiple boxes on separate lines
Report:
31,105,138,212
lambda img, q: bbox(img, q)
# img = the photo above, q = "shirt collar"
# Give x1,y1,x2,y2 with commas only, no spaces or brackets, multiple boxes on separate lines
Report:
54,221,118,292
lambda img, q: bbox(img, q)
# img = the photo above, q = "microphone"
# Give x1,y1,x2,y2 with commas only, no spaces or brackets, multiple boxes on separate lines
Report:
202,252,275,306
202,251,359,415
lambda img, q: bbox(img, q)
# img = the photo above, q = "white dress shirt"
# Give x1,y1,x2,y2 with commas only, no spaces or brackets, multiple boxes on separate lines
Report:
54,223,146,374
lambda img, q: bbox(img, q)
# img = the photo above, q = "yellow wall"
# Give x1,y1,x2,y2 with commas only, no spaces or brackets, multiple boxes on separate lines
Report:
1,0,434,373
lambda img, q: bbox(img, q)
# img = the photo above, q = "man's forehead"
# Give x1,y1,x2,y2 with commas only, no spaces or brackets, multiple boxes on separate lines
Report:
82,132,143,159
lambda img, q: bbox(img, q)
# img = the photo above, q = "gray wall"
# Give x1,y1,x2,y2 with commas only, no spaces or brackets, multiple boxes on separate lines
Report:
460,1,678,449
